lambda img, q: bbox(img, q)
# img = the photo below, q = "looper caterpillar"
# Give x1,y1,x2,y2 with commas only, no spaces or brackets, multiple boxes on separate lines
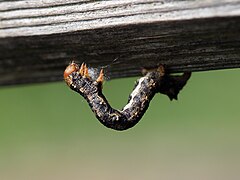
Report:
64,62,191,131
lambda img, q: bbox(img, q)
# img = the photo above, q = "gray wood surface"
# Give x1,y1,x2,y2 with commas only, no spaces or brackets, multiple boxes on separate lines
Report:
0,0,240,86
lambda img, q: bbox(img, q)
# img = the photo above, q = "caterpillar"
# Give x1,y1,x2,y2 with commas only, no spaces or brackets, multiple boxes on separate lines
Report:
64,62,191,131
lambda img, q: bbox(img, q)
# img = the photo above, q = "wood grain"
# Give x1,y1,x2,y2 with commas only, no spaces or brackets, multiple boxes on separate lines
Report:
0,0,240,86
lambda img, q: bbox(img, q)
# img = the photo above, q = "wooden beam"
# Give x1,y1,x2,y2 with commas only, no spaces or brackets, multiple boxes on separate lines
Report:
0,0,240,86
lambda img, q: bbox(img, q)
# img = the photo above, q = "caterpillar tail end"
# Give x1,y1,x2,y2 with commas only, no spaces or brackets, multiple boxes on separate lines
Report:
159,71,192,101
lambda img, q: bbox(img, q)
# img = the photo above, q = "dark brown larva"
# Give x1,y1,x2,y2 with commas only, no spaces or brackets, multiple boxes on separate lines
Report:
64,62,191,131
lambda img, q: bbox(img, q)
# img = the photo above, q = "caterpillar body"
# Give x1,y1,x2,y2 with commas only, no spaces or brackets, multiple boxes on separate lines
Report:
64,62,191,131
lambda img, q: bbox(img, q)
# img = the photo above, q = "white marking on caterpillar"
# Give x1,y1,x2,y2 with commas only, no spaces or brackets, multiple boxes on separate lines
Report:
123,77,146,111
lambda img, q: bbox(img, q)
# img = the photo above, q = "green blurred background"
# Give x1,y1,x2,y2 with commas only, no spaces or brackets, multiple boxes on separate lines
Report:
0,69,239,180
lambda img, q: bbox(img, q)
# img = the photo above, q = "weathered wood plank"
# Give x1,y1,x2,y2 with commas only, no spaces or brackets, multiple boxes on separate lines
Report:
0,0,240,86
1,0,240,37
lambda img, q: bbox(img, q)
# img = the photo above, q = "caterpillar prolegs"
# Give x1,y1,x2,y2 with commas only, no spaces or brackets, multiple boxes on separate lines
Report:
64,62,191,131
